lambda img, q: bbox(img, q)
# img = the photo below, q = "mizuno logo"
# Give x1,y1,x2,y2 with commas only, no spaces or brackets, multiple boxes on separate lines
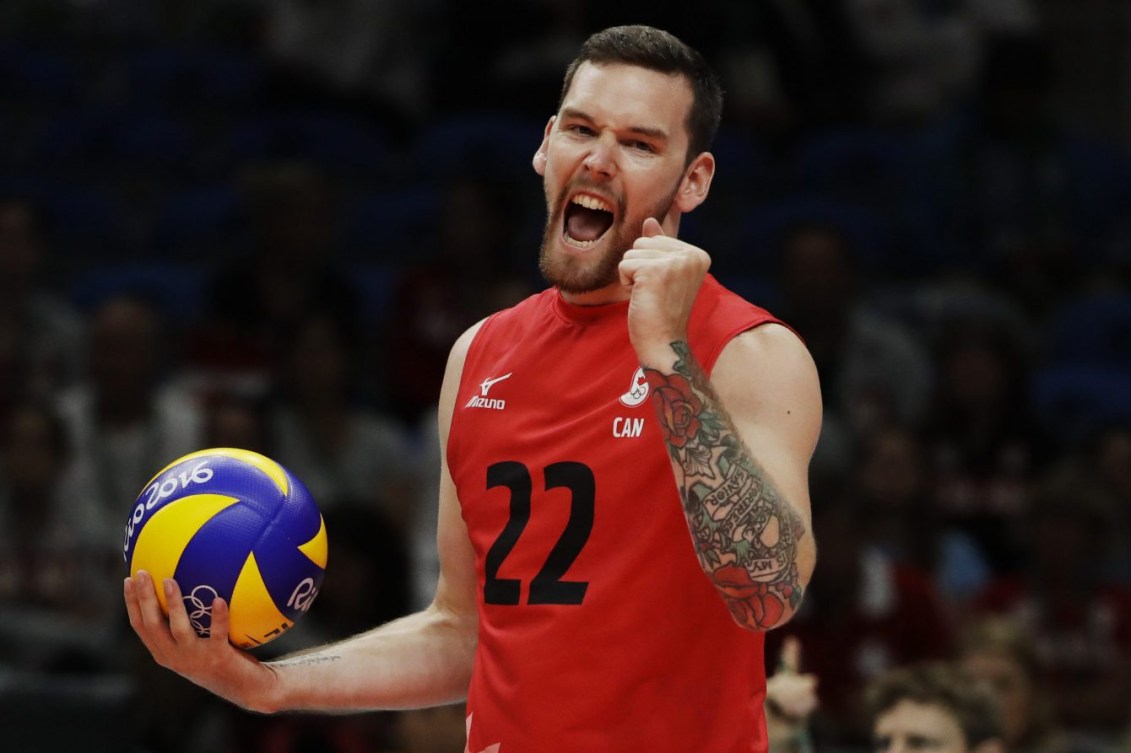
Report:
479,373,512,395
468,373,511,411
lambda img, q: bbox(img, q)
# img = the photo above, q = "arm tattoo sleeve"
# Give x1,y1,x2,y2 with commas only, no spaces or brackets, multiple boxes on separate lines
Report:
644,341,805,629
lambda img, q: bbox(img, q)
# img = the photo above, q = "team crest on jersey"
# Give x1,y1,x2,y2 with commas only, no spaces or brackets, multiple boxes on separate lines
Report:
619,367,649,407
466,372,511,411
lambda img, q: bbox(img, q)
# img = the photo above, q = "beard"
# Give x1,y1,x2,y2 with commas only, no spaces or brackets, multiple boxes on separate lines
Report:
538,180,680,295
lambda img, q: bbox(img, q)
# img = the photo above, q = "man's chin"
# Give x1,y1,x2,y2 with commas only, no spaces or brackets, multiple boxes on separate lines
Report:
539,240,620,294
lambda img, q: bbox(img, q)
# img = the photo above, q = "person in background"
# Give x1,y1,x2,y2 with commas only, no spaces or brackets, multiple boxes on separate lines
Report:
855,424,991,608
0,400,120,673
269,310,416,530
0,197,84,418
776,221,932,442
865,662,1006,753
190,162,362,397
56,294,203,544
766,489,954,747
926,321,1041,576
765,636,819,753
970,481,1131,735
958,616,1108,753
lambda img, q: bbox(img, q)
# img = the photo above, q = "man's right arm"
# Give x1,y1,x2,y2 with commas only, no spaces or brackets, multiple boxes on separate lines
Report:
123,322,485,714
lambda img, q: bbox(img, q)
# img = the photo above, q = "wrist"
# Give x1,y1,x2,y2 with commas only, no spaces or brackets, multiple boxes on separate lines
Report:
634,337,687,373
246,662,285,714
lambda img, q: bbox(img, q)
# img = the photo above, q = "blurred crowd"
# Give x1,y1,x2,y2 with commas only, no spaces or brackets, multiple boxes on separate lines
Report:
1,1,1131,752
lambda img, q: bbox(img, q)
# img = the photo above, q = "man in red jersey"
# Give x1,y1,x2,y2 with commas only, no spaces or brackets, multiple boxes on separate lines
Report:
124,25,821,752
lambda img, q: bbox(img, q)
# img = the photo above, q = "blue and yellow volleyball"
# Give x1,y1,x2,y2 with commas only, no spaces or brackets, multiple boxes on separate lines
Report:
123,448,328,649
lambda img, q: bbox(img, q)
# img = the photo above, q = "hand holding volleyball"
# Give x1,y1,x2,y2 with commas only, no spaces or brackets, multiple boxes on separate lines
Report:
123,448,328,649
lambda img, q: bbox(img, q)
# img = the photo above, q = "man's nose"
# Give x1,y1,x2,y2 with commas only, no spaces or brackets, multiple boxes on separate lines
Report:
583,135,616,179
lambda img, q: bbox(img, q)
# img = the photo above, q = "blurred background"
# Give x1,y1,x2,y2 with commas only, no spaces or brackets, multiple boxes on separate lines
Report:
1,1,1130,752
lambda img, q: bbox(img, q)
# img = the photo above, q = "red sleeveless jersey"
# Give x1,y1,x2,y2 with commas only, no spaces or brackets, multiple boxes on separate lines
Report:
447,275,783,753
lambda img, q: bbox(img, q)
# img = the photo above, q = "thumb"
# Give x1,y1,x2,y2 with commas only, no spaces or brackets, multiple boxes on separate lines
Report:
780,636,802,674
641,217,666,238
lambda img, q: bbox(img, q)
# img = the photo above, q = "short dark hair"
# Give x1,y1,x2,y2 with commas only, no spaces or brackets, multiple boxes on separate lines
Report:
559,25,723,162
866,663,1003,749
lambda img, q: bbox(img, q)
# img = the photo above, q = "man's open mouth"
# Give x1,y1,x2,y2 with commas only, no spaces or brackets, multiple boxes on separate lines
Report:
563,194,615,248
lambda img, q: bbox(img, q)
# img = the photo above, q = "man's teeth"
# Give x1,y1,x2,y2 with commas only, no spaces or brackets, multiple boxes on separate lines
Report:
571,194,613,212
564,234,599,249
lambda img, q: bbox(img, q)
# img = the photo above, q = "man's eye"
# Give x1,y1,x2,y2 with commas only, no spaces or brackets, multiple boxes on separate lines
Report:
631,141,654,153
566,124,594,136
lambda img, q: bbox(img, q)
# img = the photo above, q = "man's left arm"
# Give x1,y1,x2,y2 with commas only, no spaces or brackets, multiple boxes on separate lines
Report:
621,218,820,631
641,322,821,630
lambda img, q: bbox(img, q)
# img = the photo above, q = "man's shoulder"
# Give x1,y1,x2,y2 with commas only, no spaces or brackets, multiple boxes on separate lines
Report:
690,275,789,372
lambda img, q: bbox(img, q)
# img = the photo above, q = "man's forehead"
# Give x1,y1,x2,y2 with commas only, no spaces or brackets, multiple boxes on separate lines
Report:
562,62,693,121
875,701,967,748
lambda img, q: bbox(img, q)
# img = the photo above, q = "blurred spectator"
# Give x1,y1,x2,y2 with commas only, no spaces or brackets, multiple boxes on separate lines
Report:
865,662,1005,753
1090,425,1131,583
711,1,869,139
394,704,468,753
971,480,1131,733
381,174,533,425
918,31,1131,312
765,493,955,746
189,162,363,396
0,197,84,419
432,0,584,117
202,389,272,456
958,616,1108,753
926,320,1042,574
56,295,203,543
842,0,1038,125
855,424,991,607
488,0,589,119
269,310,417,528
764,636,820,753
260,0,435,133
777,222,933,440
0,400,121,673
1039,424,1131,586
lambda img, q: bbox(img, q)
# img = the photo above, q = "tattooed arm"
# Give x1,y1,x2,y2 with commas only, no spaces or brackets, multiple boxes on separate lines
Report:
642,325,820,629
622,219,820,631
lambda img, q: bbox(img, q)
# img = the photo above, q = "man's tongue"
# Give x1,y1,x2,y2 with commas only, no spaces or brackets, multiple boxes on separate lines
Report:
566,205,613,242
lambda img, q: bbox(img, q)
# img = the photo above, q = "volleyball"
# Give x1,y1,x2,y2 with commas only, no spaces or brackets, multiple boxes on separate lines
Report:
123,448,328,649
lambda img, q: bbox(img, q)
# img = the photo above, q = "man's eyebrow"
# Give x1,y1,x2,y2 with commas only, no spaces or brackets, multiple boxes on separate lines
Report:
558,107,668,141
907,735,944,748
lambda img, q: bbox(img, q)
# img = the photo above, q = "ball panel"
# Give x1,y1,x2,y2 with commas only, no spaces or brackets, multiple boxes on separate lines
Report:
210,448,290,496
298,515,329,568
229,552,293,648
129,493,241,613
198,461,286,520
172,503,268,611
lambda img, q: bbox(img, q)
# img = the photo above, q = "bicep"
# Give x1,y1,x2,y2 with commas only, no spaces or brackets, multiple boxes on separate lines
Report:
431,459,478,623
429,321,483,626
712,323,823,523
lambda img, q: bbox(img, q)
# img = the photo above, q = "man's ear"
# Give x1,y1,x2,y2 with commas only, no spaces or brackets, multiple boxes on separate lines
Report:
533,116,555,176
674,151,715,214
